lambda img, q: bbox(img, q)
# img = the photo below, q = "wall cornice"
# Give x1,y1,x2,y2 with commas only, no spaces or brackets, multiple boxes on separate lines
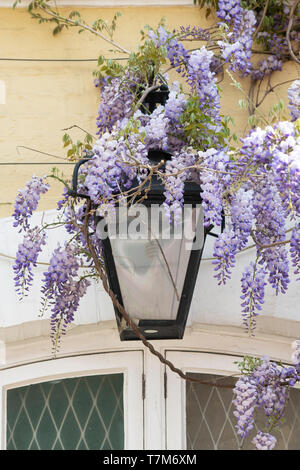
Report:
1,0,194,7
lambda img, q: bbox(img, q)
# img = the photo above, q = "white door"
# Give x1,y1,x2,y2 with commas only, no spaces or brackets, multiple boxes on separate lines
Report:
0,351,144,450
165,351,239,450
165,350,300,450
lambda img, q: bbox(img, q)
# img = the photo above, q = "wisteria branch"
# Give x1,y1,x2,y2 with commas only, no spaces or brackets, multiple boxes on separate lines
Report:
35,2,130,55
253,0,270,39
250,230,291,250
286,0,300,65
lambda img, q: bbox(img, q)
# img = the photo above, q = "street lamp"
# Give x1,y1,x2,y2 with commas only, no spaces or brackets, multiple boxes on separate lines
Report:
69,86,222,341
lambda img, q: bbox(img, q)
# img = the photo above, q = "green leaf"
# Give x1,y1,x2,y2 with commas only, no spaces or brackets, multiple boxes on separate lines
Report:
238,98,249,110
53,25,63,36
295,117,300,135
248,115,258,127
205,7,211,18
69,10,81,19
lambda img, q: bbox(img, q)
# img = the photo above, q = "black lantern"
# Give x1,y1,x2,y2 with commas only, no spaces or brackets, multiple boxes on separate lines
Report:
69,85,223,341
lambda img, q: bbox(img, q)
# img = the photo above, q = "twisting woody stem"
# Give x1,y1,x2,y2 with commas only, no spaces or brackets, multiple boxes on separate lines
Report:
82,198,234,390
286,0,300,64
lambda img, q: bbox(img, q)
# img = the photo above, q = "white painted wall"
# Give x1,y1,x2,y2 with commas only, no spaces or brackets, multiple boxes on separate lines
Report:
1,209,299,337
0,210,115,329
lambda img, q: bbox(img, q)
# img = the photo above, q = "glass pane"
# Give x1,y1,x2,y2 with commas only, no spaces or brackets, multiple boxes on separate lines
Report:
6,374,124,450
186,373,300,450
109,206,203,321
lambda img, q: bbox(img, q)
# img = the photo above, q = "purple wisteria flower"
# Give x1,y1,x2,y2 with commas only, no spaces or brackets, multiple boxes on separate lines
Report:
163,148,197,224
84,130,149,208
187,48,220,122
133,82,187,153
212,228,239,285
12,175,50,231
57,186,70,211
149,26,221,125
148,25,171,48
179,25,210,41
138,105,169,151
292,339,300,368
290,224,300,279
61,200,103,265
164,82,186,124
288,80,300,122
240,262,267,333
253,178,290,295
266,33,288,57
239,126,269,166
232,120,300,305
233,355,299,449
163,83,187,151
199,148,229,227
13,227,47,298
233,375,258,438
96,76,136,136
252,358,289,418
252,55,282,80
217,0,243,26
252,432,277,450
271,122,300,218
217,0,256,76
41,244,90,348
231,189,253,244
148,25,190,75
239,120,300,219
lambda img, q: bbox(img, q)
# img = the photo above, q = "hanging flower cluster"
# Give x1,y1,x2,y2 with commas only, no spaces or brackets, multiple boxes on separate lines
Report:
233,352,300,449
288,80,300,122
12,175,50,231
41,244,90,350
217,0,257,75
11,0,300,450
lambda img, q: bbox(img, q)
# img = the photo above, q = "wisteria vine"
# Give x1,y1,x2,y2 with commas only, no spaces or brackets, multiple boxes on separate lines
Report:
11,0,300,450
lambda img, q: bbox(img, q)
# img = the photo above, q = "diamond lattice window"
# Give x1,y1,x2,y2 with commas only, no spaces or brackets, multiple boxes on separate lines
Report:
186,373,300,450
6,374,124,450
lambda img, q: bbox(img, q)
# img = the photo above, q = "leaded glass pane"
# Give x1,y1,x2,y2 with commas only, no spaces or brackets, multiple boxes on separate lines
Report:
186,372,300,450
6,374,124,450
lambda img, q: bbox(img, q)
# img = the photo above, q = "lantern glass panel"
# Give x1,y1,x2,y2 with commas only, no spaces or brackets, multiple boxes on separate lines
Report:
106,205,204,322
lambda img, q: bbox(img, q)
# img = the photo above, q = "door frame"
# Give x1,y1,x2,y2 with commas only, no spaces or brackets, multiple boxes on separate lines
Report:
165,350,240,450
0,350,144,450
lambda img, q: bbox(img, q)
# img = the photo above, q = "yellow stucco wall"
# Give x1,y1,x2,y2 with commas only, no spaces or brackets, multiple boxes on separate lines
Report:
0,5,299,218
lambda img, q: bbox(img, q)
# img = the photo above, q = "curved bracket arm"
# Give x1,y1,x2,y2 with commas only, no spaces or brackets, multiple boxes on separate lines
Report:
68,158,91,199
